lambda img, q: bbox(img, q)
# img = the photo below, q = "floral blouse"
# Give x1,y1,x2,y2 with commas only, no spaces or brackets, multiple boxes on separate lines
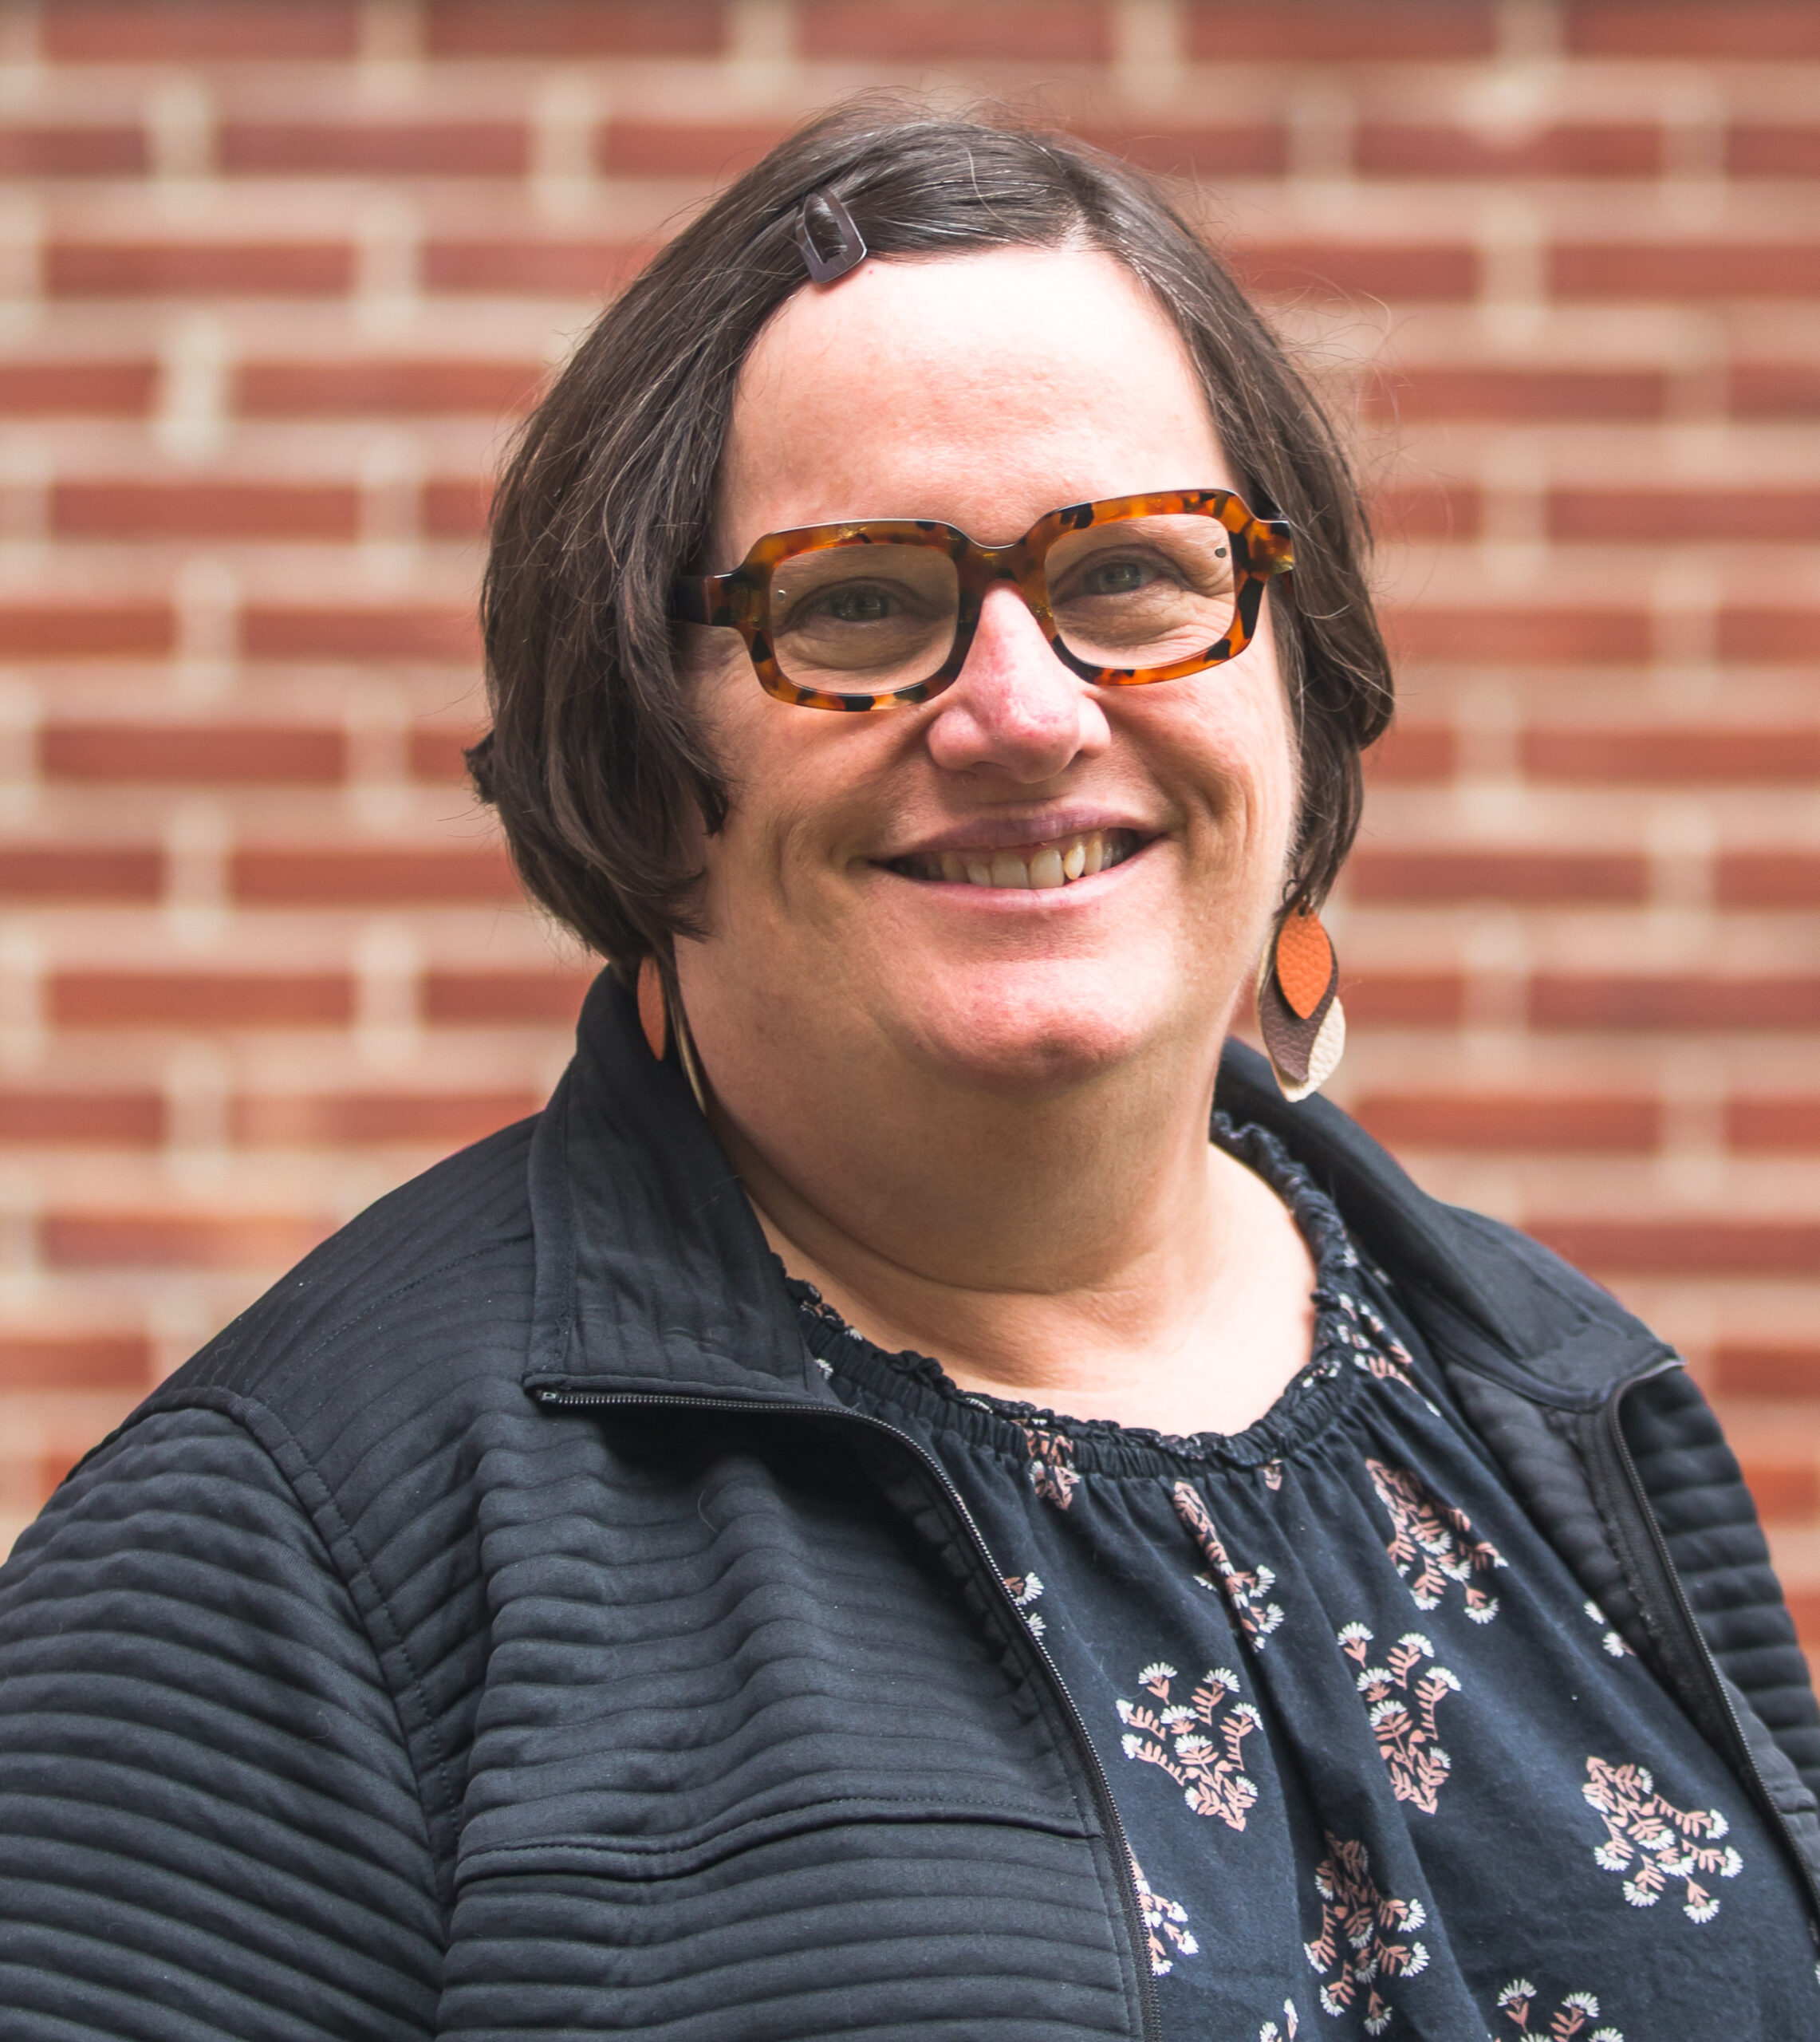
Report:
789,1119,1819,2041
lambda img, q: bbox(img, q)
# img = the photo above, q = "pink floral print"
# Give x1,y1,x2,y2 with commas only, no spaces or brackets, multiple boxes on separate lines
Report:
1117,1661,1262,1829
1130,1857,1199,1976
1365,1459,1505,1621
1020,1424,1079,1510
1582,1756,1742,1921
1496,1979,1623,2039
1173,1480,1285,1646
1302,1832,1429,2036
1337,1623,1460,1813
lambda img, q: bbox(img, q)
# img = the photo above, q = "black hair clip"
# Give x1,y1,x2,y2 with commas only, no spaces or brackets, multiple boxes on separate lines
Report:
793,187,868,284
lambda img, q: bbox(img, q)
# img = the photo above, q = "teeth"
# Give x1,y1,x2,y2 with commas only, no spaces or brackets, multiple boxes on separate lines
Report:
910,830,1133,889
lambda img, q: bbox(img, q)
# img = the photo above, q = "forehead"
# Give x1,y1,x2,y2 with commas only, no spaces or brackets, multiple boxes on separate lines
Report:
718,246,1231,550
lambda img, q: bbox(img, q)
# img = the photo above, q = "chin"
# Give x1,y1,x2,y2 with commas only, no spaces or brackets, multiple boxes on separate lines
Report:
885,960,1175,1098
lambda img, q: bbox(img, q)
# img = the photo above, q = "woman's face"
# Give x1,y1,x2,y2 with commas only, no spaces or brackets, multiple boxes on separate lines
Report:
675,246,1299,1104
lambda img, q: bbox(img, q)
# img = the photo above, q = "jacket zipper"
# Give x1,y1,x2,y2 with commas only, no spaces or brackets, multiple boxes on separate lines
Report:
533,1383,1164,2042
1600,1374,1820,1920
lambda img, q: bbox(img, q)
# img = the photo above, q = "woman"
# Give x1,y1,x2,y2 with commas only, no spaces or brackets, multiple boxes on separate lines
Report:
3,105,1818,2041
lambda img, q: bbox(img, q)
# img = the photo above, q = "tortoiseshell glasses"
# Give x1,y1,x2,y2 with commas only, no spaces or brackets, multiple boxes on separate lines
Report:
668,487,1294,711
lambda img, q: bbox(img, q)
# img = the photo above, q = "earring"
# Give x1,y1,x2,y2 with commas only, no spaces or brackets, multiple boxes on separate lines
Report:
1255,905,1345,1102
636,955,668,1061
636,954,710,1114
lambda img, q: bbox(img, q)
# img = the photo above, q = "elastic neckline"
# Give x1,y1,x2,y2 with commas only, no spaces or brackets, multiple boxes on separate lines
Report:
786,1116,1409,1476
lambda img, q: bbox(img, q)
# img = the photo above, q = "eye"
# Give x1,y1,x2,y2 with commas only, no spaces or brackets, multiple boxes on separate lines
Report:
821,585,897,623
1078,558,1153,597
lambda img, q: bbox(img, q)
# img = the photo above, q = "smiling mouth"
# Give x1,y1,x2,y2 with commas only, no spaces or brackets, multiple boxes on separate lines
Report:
887,828,1144,890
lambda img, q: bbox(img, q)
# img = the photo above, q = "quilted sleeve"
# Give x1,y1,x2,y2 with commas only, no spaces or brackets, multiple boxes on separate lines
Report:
0,1407,443,2040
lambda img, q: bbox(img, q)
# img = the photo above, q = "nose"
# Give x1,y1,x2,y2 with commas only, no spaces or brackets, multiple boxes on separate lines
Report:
924,584,1110,782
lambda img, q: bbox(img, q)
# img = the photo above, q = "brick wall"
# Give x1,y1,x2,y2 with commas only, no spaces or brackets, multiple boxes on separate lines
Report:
2,0,1818,1649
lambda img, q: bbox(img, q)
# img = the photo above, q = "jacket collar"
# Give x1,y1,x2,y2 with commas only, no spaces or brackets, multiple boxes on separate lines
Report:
526,972,1672,1413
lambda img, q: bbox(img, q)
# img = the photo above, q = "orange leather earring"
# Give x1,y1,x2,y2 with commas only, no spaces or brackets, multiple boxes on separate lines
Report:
636,956,668,1061
636,953,710,1114
1255,905,1345,1102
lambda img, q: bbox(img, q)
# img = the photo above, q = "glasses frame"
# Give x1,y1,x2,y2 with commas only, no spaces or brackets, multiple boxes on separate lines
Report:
668,487,1294,712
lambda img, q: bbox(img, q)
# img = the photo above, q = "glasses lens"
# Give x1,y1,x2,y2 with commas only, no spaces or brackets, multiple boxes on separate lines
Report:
1045,513,1239,673
767,543,959,697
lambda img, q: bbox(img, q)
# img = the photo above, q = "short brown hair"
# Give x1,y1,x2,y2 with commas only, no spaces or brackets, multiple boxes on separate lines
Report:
471,99,1393,973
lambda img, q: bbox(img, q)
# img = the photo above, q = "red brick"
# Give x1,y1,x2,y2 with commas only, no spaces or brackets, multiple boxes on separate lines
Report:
219,120,530,178
1530,974,1820,1031
1737,1461,1819,1520
0,849,161,901
1550,489,1820,543
1787,1590,1820,1648
1728,125,1820,178
0,125,147,177
48,242,354,298
0,361,158,415
1523,726,1820,784
1533,1218,1820,1275
799,0,1107,59
422,240,646,296
1233,242,1477,303
1566,2,1820,59
423,970,591,1024
42,1210,331,1270
1368,369,1666,422
1731,366,1820,419
230,847,519,906
52,972,353,1028
233,1090,540,1146
241,605,478,663
1070,123,1287,179
1354,1092,1659,1152
1349,850,1647,905
408,727,481,783
1715,1345,1820,1397
0,1091,163,1145
597,121,797,179
1338,972,1465,1026
425,0,723,56
0,604,174,657
1356,122,1659,179
43,1,358,60
1387,607,1649,665
1553,243,1820,300
1362,721,1456,785
44,722,345,785
1717,854,1820,908
237,359,541,416
1729,1099,1820,1152
52,482,359,541
1367,485,1479,542
1718,608,1820,662
0,1334,149,1391
422,479,491,540
1184,1,1495,59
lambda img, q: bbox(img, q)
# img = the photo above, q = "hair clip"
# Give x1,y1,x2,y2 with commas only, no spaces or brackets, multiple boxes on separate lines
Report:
793,187,868,284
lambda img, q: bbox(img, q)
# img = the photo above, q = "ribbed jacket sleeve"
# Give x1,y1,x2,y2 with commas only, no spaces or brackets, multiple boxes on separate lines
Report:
0,1408,442,2040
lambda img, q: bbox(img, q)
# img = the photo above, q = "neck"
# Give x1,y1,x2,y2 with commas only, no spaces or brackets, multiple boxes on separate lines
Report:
699,1018,1317,1436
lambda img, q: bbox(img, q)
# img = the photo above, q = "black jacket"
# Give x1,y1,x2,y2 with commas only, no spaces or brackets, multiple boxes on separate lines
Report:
3,972,1818,2041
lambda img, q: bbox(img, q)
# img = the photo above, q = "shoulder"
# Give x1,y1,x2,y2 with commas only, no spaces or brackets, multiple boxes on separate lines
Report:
108,1111,544,1469
1216,1039,1672,1402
